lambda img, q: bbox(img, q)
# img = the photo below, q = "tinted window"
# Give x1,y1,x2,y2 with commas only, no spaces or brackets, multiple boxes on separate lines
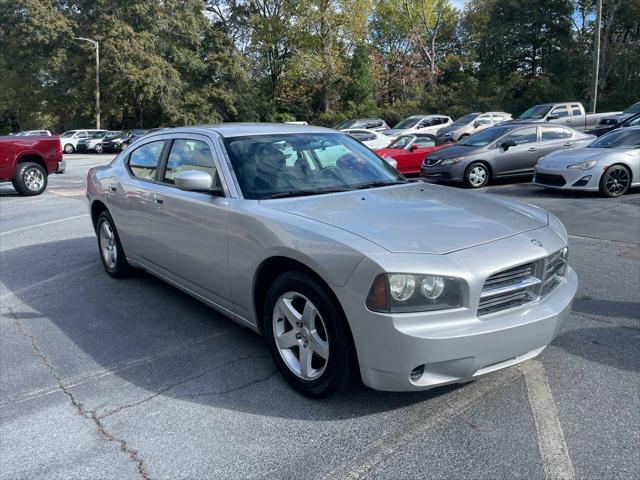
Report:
413,136,436,148
128,141,164,180
164,139,219,185
394,117,421,129
542,127,571,141
588,129,640,148
451,113,480,126
519,105,551,119
572,108,581,115
504,127,537,145
349,131,376,142
459,126,513,147
551,107,569,118
76,131,89,138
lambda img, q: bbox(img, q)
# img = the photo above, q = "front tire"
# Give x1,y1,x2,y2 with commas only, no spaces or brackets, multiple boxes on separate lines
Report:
464,162,489,188
63,143,75,154
95,143,103,153
96,211,131,278
12,162,47,196
599,165,630,197
263,271,355,398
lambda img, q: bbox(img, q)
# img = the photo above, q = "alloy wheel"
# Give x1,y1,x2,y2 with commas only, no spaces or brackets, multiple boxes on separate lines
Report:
468,166,487,187
99,220,118,269
272,292,329,380
24,168,45,192
604,166,630,197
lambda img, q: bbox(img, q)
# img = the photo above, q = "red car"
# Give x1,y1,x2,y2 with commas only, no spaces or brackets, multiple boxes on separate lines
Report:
375,133,448,175
0,135,65,195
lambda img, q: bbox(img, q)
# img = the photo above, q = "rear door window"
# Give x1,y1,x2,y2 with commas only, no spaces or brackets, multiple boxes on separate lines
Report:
541,127,570,141
128,141,165,181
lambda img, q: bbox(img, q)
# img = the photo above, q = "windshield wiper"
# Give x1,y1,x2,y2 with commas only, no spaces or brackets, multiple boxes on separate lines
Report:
351,180,408,190
265,187,352,199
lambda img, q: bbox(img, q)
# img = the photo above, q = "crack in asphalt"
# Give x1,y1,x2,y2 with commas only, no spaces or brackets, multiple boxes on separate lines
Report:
8,307,151,480
176,370,278,398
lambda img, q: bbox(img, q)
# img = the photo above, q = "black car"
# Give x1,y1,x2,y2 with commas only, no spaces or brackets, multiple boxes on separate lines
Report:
587,113,640,137
101,129,149,153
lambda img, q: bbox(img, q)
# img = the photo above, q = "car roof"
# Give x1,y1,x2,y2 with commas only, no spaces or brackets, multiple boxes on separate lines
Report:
149,123,336,139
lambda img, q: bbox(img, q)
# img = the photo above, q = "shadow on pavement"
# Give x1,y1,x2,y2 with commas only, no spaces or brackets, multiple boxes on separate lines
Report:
2,237,452,420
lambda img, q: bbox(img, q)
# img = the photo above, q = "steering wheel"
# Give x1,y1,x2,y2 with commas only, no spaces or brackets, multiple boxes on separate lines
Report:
314,166,343,183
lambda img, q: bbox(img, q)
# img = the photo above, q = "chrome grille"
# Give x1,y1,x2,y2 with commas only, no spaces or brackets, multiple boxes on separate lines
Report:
478,248,568,317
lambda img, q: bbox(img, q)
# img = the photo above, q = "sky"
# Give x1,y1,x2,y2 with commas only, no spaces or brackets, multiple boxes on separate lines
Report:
451,0,467,10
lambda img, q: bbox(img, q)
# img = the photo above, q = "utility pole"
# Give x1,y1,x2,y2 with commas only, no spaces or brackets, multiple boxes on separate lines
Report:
590,0,602,114
73,37,100,129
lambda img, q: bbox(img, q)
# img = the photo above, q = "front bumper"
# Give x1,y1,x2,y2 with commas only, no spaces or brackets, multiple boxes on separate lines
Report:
420,162,465,182
533,165,600,191
56,160,66,174
333,226,577,391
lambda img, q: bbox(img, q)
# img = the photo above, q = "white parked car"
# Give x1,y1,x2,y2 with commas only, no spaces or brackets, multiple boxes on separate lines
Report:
436,112,512,142
383,115,452,138
59,129,107,153
341,128,392,150
13,130,52,136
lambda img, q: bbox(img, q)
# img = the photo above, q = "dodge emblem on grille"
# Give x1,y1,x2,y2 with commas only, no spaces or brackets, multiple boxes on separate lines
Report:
530,239,543,247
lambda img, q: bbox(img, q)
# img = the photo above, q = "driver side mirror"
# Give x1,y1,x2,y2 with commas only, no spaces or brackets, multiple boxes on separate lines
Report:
174,170,223,195
546,113,559,121
501,140,517,151
409,144,418,151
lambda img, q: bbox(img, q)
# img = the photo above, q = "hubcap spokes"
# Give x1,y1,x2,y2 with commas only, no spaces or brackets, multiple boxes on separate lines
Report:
469,167,486,186
606,168,629,196
99,221,117,268
25,168,44,191
273,292,329,380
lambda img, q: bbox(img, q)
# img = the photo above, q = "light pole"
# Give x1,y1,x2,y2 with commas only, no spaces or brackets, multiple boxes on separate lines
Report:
73,37,100,129
590,0,603,114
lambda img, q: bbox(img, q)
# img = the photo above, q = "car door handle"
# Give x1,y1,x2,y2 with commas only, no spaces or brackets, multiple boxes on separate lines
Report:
563,142,573,147
528,147,537,152
108,185,117,192
153,194,164,205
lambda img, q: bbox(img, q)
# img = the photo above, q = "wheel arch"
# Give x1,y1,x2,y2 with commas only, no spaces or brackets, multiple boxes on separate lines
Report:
605,162,633,182
90,200,109,232
15,153,47,174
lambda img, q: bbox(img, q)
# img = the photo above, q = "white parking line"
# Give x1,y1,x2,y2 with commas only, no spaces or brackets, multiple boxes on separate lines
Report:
0,214,89,236
520,360,575,480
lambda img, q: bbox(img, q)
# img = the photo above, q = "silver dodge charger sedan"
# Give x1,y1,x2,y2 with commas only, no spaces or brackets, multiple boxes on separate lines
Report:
87,124,578,398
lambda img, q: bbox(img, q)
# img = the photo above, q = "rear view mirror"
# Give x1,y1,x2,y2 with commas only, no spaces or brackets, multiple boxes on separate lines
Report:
501,140,517,151
174,170,222,195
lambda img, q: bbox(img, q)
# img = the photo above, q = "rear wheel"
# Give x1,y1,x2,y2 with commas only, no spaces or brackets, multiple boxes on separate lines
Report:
464,162,489,188
63,143,75,154
96,211,131,278
599,165,630,197
12,162,47,196
95,143,103,153
263,271,355,398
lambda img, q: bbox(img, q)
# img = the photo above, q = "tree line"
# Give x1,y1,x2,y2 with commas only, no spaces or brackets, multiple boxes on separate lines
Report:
1,0,638,133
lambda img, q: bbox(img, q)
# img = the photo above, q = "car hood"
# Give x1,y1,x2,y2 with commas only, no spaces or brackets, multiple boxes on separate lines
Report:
261,183,548,254
539,147,633,167
425,144,478,160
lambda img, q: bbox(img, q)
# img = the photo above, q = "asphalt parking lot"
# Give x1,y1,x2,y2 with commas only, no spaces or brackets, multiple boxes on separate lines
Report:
1,154,638,479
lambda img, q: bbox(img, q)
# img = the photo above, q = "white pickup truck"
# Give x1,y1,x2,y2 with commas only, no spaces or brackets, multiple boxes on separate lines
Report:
509,102,621,131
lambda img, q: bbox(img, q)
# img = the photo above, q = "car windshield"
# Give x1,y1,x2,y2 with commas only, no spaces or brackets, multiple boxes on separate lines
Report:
519,105,552,119
588,129,640,148
458,126,512,147
393,117,421,129
60,130,77,138
451,113,480,126
623,103,640,114
388,135,415,149
223,133,406,200
335,120,356,129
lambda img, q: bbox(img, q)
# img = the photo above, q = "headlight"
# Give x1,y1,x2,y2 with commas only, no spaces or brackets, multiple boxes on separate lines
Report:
440,157,463,166
366,273,464,313
567,160,596,170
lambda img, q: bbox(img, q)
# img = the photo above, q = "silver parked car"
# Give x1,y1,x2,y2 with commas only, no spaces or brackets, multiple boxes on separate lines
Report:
534,127,640,197
87,124,577,397
422,123,594,188
436,112,512,142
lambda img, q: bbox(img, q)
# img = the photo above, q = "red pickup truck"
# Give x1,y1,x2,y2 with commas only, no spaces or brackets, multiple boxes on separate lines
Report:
0,136,65,195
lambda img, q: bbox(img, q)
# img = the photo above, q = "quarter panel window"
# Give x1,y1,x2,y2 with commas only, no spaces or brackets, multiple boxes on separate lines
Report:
128,141,165,180
504,127,537,145
164,139,218,185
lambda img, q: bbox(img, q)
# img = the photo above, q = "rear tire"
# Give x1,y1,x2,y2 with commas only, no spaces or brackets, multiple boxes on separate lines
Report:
599,165,630,198
96,211,132,278
95,143,103,153
263,271,355,398
63,143,75,154
12,162,47,196
464,162,489,188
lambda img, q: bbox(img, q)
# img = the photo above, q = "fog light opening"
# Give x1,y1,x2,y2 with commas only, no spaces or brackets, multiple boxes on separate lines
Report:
572,175,592,187
410,364,425,382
